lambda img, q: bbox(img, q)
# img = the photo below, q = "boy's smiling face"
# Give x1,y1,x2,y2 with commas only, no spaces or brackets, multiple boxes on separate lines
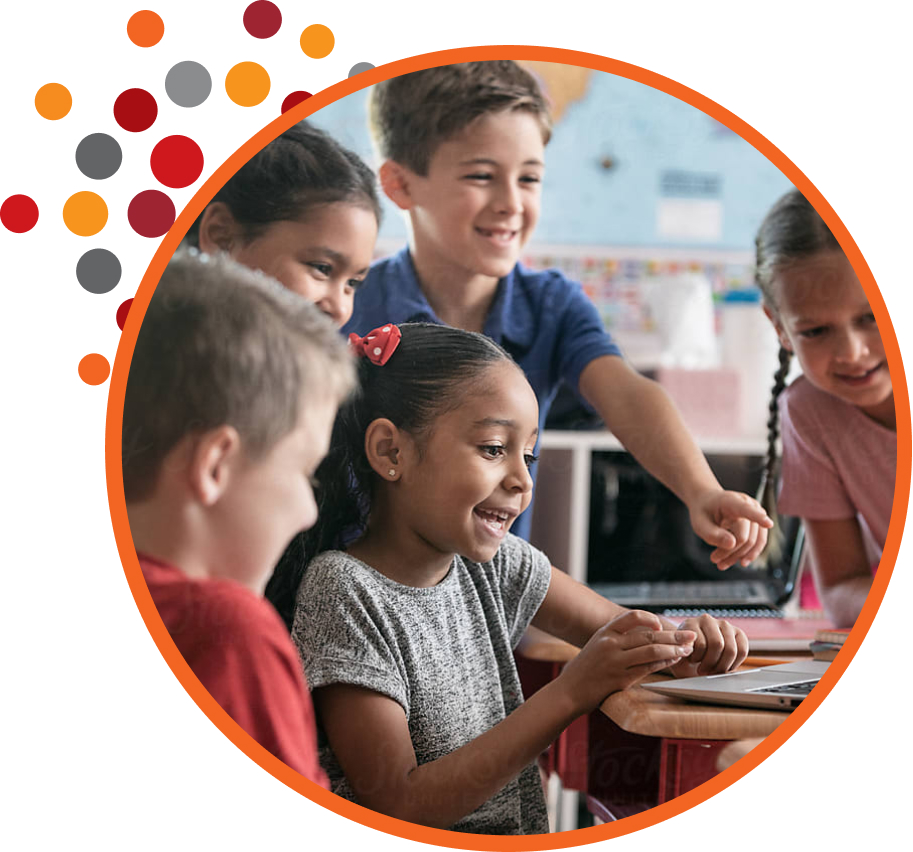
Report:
397,109,546,286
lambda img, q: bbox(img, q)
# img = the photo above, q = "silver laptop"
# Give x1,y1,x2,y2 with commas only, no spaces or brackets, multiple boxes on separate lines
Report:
642,660,829,710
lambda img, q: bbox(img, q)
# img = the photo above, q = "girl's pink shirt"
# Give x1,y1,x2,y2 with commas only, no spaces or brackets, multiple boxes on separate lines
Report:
778,375,896,561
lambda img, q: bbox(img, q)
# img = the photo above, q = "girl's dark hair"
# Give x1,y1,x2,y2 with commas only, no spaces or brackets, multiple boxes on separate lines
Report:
265,322,514,628
755,189,841,558
185,120,381,246
123,248,355,502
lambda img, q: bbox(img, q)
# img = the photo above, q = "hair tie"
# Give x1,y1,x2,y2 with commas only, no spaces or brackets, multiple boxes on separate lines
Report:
348,324,402,366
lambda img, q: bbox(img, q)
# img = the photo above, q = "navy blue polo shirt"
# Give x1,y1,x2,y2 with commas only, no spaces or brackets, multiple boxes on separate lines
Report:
343,248,622,541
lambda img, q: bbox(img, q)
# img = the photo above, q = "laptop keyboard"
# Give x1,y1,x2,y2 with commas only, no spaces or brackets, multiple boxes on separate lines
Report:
750,680,818,697
659,606,783,619
590,581,782,617
595,581,763,600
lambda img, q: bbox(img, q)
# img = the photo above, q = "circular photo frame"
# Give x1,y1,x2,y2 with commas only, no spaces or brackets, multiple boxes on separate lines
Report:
107,45,909,849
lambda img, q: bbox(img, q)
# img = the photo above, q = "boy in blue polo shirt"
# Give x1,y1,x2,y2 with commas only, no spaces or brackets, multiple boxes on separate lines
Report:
344,60,771,567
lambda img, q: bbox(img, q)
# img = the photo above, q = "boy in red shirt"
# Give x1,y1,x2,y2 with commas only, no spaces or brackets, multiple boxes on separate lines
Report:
123,249,355,783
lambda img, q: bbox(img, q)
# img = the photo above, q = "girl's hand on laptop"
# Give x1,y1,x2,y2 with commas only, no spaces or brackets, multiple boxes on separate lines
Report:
558,610,696,712
688,489,773,570
667,614,748,677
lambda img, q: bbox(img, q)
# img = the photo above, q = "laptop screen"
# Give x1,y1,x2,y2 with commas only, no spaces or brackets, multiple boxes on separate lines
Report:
586,451,801,602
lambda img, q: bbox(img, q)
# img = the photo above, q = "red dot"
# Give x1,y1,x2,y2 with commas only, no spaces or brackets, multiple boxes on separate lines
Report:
116,298,134,330
1,195,39,233
281,91,313,114
114,88,158,132
243,1,282,38
151,135,204,188
128,190,175,237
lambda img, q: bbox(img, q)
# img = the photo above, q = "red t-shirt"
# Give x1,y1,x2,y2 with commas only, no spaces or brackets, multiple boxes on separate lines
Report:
140,555,328,787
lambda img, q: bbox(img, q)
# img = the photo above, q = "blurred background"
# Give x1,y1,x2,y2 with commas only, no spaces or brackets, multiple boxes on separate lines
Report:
312,62,795,442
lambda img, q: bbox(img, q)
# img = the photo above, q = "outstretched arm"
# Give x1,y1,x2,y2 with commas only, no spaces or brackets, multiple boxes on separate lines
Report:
579,355,772,569
315,611,694,829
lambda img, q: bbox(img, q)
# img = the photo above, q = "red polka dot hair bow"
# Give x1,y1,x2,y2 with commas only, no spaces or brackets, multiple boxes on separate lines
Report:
348,323,402,366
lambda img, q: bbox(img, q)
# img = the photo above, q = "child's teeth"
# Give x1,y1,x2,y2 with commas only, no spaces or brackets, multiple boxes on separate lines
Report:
481,229,512,241
478,509,508,526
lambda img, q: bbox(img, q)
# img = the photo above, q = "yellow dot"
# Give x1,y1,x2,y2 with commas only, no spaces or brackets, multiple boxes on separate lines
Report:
300,24,334,59
35,83,72,120
63,191,108,236
224,62,270,107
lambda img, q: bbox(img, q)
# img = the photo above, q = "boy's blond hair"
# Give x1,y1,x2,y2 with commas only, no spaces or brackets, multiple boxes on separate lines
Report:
368,61,552,175
122,248,355,501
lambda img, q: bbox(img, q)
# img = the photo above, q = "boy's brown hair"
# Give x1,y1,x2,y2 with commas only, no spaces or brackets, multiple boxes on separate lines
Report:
122,248,355,502
369,61,552,175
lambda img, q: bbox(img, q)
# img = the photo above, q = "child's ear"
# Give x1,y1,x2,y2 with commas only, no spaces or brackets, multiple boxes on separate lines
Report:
762,304,793,353
364,418,413,481
188,425,243,506
378,160,415,211
197,203,241,254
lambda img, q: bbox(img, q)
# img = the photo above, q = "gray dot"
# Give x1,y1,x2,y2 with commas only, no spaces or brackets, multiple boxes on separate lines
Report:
348,62,375,77
75,133,122,180
165,61,212,108
76,249,122,294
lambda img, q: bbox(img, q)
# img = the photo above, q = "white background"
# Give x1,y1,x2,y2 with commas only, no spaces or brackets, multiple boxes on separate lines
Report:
2,1,908,849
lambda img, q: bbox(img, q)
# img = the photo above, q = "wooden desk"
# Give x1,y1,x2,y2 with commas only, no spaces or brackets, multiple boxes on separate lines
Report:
600,679,788,740
516,627,801,821
589,675,790,820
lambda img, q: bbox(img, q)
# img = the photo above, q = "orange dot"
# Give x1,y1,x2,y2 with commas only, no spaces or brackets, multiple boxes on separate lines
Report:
224,62,270,107
299,24,334,59
78,353,110,386
127,10,165,47
34,83,72,120
63,191,108,236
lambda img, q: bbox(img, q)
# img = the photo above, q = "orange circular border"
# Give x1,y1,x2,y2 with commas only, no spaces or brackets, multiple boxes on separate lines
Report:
105,45,910,849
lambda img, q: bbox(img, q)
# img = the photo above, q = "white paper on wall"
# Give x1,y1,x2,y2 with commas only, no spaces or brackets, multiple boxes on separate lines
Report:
657,198,723,241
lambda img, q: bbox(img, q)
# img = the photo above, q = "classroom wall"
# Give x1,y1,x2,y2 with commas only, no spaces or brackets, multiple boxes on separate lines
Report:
309,64,794,251
310,63,794,417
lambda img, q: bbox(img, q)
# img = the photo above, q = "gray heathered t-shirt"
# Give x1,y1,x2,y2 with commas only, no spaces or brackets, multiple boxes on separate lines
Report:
292,533,552,835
